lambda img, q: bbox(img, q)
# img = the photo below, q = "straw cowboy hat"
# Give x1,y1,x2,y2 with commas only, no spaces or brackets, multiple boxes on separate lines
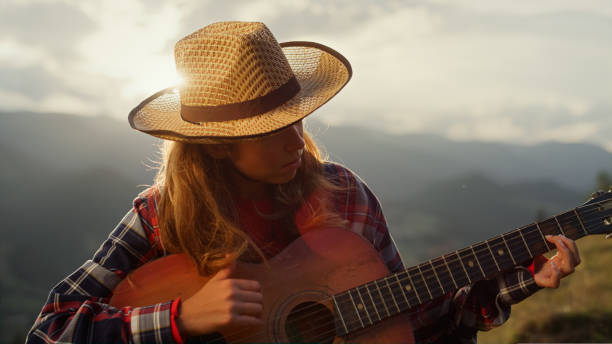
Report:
129,21,352,143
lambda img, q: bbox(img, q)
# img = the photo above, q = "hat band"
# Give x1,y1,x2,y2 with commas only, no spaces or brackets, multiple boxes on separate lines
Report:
180,76,301,124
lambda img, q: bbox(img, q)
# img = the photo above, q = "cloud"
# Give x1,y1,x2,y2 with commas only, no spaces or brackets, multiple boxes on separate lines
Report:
303,2,612,150
0,0,187,117
426,0,612,17
0,64,72,100
0,0,610,151
438,8,612,41
0,0,96,61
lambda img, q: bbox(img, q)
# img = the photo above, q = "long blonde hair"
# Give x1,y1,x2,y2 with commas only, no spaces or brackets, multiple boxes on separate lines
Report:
154,130,346,275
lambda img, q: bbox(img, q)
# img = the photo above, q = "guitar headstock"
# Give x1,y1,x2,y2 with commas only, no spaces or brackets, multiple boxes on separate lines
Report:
581,187,612,237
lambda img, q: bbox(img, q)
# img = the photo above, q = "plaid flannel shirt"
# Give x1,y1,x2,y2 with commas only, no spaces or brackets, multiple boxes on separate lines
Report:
27,162,540,343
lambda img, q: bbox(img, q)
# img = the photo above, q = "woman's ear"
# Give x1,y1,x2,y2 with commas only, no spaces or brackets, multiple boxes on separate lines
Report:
205,144,232,159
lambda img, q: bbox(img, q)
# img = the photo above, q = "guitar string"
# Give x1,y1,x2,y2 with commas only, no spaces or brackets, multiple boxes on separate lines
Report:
216,206,605,343
303,205,609,340
215,204,607,342
233,208,602,342
214,203,609,342
237,214,578,340
289,203,611,341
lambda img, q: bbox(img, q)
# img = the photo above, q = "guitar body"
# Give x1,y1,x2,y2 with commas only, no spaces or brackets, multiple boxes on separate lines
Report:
111,228,414,343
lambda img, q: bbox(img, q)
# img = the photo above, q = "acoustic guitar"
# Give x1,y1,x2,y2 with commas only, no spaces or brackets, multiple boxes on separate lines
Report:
110,190,612,343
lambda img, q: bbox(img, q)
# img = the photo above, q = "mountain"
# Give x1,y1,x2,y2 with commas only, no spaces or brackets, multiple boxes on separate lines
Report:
308,122,612,201
479,235,612,343
2,111,610,198
0,111,161,182
385,173,584,264
0,110,610,341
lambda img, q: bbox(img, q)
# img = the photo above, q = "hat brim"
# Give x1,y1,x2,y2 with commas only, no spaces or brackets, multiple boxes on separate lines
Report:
128,41,352,143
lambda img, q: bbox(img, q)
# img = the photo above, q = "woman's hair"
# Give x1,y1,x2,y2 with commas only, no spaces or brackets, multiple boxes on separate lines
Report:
154,129,346,275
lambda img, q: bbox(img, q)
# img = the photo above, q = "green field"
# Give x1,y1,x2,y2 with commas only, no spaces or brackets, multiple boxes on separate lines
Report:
479,235,612,343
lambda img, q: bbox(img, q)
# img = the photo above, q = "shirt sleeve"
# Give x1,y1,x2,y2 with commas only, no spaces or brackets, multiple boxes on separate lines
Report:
325,163,542,344
325,163,404,273
26,189,179,344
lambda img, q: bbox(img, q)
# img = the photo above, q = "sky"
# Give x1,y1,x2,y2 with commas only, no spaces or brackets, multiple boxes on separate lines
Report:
1,0,611,150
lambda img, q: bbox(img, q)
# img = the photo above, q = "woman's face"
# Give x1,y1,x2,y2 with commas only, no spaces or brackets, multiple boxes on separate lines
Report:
228,120,305,189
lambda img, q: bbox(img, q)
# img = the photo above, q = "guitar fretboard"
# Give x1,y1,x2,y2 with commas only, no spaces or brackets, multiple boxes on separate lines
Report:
332,204,595,336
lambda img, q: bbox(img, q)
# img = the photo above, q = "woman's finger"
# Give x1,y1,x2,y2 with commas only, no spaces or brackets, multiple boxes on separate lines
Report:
545,236,571,275
548,261,561,288
557,235,581,266
211,262,236,281
232,279,262,291
546,236,573,266
234,290,264,303
233,315,264,327
232,301,264,317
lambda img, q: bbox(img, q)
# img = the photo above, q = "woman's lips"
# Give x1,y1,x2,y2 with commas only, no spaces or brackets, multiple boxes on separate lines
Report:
283,157,302,169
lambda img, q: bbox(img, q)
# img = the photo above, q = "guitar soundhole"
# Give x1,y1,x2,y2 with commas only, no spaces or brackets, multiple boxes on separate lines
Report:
285,301,335,344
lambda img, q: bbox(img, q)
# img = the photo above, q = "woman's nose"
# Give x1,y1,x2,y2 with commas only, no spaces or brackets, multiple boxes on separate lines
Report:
284,122,305,152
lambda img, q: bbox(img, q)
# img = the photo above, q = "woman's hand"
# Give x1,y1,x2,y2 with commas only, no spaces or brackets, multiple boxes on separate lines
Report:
176,262,264,338
533,235,581,288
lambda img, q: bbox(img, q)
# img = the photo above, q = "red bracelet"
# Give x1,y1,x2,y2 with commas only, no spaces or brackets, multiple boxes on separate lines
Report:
527,257,546,276
170,298,185,344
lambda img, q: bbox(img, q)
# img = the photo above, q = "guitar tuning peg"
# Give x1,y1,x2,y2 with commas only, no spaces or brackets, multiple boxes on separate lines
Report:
591,190,606,199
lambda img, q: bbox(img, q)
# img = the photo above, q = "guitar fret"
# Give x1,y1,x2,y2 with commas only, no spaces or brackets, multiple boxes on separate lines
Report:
508,230,533,264
431,257,453,294
384,278,401,313
406,270,423,304
394,274,411,308
445,252,469,287
374,280,391,317
554,216,566,236
416,264,434,299
348,289,365,328
469,245,486,278
458,248,484,282
501,235,517,265
485,241,501,271
398,271,419,307
504,229,533,265
442,255,459,289
355,286,373,325
472,242,498,277
365,282,382,321
517,228,534,258
573,208,589,236
535,222,552,251
522,225,549,257
429,260,445,294
488,237,514,270
332,295,349,334
456,250,472,285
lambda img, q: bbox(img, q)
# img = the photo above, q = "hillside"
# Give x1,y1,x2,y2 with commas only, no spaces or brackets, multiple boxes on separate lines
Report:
479,235,612,343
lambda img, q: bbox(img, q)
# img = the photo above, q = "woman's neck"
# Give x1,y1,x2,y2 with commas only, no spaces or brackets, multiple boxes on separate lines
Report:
230,166,272,200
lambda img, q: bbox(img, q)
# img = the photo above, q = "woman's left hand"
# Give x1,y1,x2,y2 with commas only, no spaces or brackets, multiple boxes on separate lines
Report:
533,235,581,288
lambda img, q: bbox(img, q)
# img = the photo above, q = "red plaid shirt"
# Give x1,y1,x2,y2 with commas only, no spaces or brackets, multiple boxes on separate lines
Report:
27,162,539,343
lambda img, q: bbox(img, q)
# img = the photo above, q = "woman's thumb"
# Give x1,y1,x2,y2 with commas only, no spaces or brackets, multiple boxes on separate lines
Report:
211,256,236,281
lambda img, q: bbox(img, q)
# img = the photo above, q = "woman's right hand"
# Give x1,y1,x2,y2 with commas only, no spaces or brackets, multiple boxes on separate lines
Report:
176,262,264,338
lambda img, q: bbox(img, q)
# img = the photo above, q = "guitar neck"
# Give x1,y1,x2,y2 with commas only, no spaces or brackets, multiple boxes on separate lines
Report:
332,203,598,336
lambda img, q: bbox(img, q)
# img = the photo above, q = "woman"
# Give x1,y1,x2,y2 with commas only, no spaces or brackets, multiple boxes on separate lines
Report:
27,21,580,344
